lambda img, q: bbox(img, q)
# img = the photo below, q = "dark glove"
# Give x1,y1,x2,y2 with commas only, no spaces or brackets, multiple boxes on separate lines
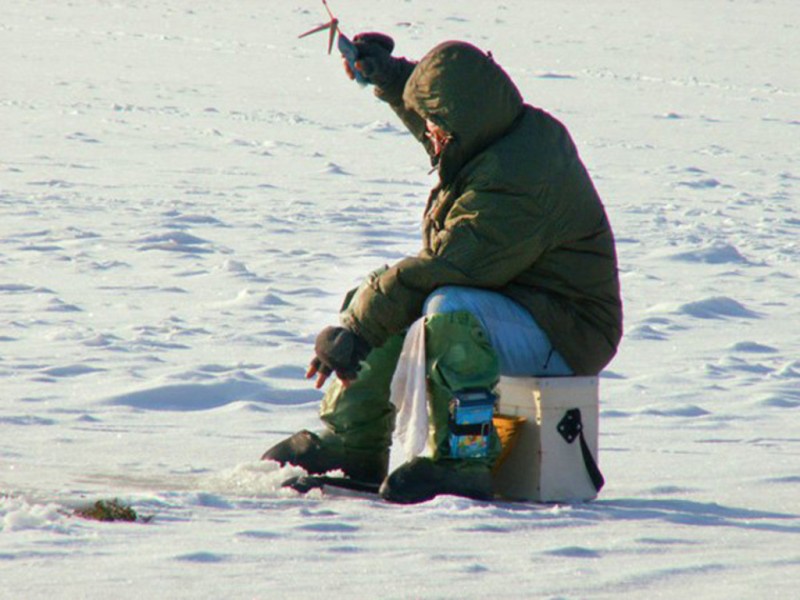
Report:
348,33,415,99
309,326,371,383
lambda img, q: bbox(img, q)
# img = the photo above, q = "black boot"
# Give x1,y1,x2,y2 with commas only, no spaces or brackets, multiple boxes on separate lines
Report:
261,430,388,485
379,457,494,504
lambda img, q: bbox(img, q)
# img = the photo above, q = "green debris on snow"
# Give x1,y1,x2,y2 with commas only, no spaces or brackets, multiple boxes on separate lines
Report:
74,498,152,523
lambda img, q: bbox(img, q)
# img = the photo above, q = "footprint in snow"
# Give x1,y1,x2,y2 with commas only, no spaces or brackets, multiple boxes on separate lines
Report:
322,162,350,176
669,243,752,265
174,552,228,563
163,213,227,228
729,341,778,354
45,298,82,312
0,283,39,293
296,522,360,533
136,231,215,254
676,178,724,189
543,546,602,558
642,405,711,418
627,324,669,341
39,364,104,378
676,297,760,320
102,379,321,411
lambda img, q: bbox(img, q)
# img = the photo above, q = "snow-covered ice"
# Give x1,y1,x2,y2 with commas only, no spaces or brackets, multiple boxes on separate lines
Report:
2,1,798,598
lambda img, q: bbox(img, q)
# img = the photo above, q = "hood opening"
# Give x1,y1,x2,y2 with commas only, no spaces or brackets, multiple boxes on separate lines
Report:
403,41,524,180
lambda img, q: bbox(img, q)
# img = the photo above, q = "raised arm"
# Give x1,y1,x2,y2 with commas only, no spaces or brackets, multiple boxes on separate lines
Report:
348,34,435,157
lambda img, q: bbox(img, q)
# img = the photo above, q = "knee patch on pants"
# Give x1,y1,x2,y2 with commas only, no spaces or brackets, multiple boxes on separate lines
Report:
425,311,498,390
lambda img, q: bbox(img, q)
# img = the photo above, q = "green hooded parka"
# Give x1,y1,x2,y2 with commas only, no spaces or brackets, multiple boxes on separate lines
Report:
341,42,623,375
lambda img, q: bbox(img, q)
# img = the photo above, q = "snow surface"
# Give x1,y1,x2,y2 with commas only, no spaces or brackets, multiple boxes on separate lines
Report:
2,1,799,598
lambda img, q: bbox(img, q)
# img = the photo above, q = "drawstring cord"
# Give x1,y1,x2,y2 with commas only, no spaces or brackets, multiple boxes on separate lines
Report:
543,347,555,370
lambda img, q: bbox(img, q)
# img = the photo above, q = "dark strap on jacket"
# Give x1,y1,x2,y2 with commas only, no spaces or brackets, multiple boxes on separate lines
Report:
557,408,605,492
449,421,492,437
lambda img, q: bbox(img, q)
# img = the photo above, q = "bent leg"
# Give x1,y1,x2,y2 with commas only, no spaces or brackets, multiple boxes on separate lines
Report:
263,333,403,484
424,286,574,377
424,311,501,461
319,333,404,453
379,311,499,504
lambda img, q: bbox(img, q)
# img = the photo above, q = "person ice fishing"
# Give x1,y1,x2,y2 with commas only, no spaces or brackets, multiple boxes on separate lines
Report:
262,33,623,503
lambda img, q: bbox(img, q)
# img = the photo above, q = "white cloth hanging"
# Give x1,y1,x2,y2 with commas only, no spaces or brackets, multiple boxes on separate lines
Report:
389,317,430,461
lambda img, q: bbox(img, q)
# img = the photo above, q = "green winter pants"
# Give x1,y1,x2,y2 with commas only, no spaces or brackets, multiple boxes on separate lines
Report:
319,311,500,461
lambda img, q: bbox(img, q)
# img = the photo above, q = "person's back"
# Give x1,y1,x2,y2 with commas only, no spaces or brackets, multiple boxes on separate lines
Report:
476,105,622,375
